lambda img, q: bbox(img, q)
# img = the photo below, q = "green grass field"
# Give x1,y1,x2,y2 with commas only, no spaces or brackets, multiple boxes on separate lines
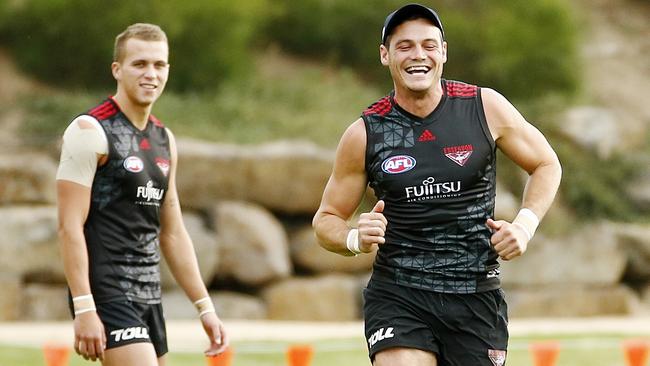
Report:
1,334,647,366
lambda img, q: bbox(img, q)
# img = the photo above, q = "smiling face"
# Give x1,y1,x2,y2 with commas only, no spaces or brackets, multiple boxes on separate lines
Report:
112,38,169,108
380,18,447,95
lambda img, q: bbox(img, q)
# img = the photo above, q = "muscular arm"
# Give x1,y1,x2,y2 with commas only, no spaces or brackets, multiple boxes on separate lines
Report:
483,88,562,219
159,129,228,355
313,119,386,255
482,88,562,260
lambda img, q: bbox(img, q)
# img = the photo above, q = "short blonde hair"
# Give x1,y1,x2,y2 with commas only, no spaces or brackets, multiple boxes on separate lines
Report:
113,23,168,62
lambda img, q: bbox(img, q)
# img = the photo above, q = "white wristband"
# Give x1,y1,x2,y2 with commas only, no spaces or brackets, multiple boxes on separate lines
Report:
513,208,540,241
74,307,97,316
72,294,93,302
346,228,361,255
199,308,216,317
194,296,215,318
512,222,532,241
518,208,540,226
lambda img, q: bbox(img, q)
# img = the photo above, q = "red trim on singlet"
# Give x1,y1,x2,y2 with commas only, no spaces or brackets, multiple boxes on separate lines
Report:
89,99,118,120
445,80,478,98
149,114,164,127
364,95,393,116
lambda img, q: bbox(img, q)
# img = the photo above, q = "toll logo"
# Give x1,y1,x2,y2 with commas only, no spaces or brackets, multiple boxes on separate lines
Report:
367,327,395,348
381,155,416,174
110,327,149,343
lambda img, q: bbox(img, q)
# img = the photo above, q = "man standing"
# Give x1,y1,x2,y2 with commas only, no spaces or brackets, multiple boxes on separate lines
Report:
313,4,561,366
56,23,228,365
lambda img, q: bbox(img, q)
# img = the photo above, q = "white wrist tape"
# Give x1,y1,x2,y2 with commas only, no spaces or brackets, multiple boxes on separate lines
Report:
72,294,93,302
513,208,540,241
74,307,97,316
194,296,216,318
512,222,532,241
346,228,361,255
72,294,96,315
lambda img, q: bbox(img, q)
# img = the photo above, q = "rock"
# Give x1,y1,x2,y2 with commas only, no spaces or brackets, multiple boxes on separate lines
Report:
0,153,57,204
559,106,621,159
215,201,292,286
21,284,69,320
211,291,267,320
263,274,360,321
162,290,266,320
0,206,63,282
0,274,21,321
505,285,642,317
614,223,650,282
290,225,376,274
500,222,626,286
626,156,650,211
160,212,219,289
176,139,334,214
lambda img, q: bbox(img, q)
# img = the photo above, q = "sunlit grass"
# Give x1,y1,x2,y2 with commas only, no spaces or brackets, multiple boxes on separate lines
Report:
1,334,647,366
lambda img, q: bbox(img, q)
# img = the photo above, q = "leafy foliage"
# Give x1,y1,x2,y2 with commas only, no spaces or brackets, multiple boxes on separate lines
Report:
0,0,269,91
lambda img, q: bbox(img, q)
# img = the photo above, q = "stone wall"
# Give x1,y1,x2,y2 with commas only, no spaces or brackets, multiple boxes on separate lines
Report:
1,140,649,321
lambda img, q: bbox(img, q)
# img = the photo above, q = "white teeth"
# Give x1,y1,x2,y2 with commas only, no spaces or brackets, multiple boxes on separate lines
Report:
141,84,156,89
406,66,430,74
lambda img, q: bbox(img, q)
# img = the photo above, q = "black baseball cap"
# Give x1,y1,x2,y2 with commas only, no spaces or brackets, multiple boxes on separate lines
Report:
381,3,445,45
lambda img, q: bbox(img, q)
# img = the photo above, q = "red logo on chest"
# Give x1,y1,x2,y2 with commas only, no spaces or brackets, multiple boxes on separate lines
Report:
418,129,436,142
443,144,473,166
155,157,170,177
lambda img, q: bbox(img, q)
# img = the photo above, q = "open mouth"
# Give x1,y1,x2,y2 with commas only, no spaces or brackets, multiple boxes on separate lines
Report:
405,65,431,75
140,83,157,90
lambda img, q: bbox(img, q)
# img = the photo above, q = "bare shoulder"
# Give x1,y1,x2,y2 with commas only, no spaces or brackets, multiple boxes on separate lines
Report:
334,118,367,172
481,87,528,140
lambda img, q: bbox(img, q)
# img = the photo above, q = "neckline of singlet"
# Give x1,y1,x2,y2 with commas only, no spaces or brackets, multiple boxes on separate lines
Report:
390,79,449,126
107,96,154,135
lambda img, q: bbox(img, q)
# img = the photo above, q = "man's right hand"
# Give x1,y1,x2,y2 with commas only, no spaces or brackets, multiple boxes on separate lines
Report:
357,200,387,253
74,311,106,362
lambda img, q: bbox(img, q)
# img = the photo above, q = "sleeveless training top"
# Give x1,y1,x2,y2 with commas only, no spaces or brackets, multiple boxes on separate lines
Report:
363,79,500,294
83,97,170,304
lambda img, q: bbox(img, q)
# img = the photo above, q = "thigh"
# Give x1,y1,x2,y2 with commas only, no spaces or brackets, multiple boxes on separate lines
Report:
364,281,439,361
103,342,158,366
374,347,437,366
435,289,509,366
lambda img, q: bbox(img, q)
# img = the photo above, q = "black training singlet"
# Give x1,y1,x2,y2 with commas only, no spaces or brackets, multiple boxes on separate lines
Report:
83,97,170,304
363,79,500,294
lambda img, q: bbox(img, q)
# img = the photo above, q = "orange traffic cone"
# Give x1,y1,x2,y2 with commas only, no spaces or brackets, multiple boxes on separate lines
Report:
42,343,70,366
287,344,314,366
529,341,560,366
622,339,649,366
206,347,234,366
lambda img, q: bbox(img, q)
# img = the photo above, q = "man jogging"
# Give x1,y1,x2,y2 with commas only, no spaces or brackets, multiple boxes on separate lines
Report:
313,4,562,365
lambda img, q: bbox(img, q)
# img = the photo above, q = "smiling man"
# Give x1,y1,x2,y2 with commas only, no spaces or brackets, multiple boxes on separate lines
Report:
312,4,562,366
56,23,228,365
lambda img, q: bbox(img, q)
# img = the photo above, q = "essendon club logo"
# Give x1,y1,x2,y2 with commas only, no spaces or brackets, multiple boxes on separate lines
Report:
488,349,506,366
381,155,416,174
443,144,473,166
155,157,170,177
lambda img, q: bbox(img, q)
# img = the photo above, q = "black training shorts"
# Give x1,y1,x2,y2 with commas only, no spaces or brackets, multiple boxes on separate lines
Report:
363,279,508,366
71,300,168,357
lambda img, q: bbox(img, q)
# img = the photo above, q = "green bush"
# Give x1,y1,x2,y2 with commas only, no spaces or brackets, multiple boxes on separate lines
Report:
0,0,269,91
266,0,579,100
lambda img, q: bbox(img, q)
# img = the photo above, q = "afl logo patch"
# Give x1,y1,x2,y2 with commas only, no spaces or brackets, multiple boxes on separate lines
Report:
123,156,144,173
381,155,416,174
